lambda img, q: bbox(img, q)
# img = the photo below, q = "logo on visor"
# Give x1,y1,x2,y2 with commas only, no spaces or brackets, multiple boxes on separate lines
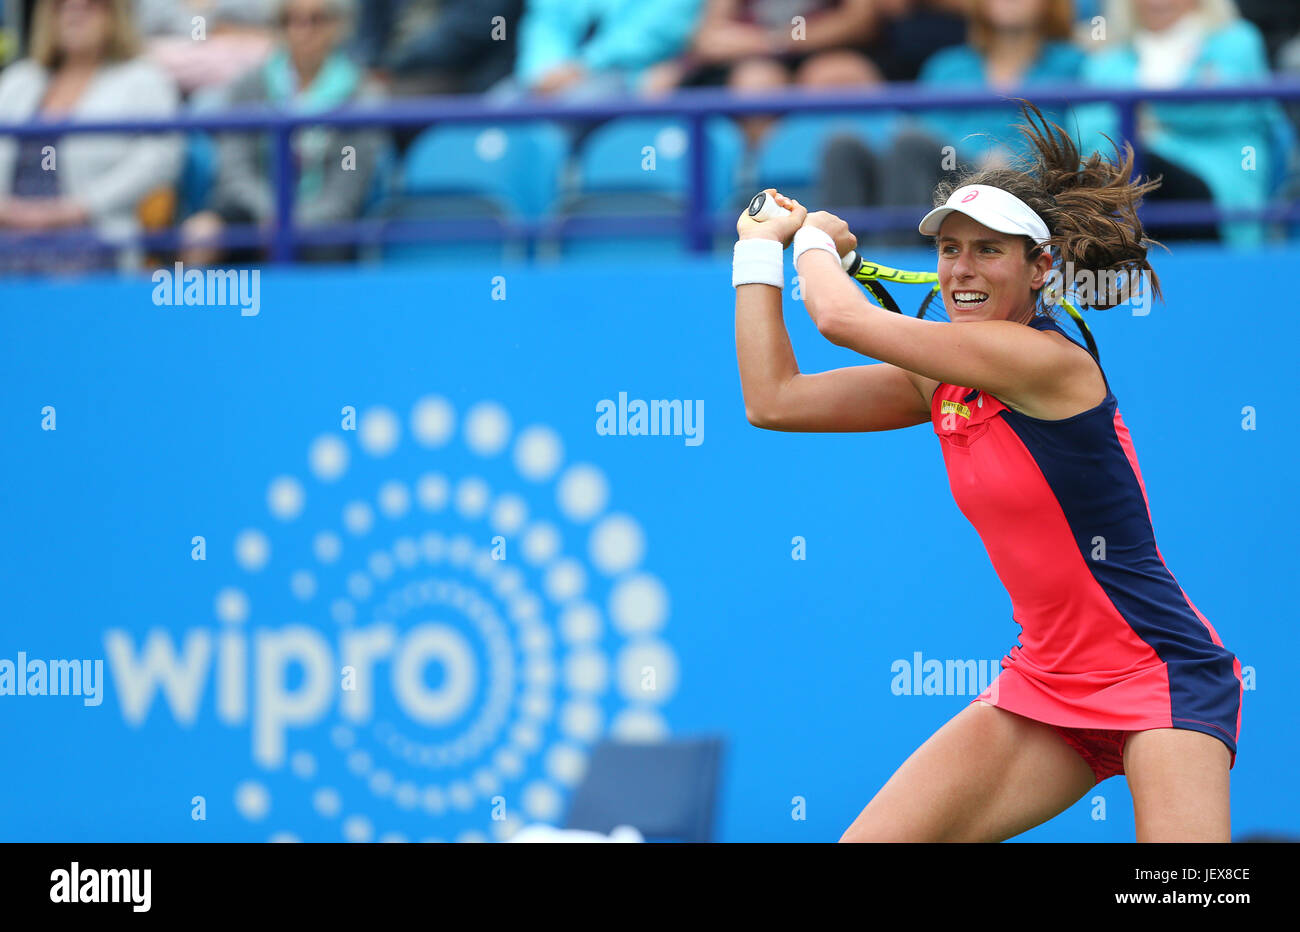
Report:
961,191,980,203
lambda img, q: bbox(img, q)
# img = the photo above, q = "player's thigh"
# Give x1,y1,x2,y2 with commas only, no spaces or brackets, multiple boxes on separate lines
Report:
1124,728,1231,843
840,700,1096,842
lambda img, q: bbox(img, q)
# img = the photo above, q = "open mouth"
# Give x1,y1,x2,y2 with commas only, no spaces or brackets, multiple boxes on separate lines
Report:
951,290,989,311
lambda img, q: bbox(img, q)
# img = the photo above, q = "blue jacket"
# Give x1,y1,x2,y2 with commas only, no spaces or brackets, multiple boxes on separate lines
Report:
515,0,704,88
1070,20,1292,248
915,41,1086,167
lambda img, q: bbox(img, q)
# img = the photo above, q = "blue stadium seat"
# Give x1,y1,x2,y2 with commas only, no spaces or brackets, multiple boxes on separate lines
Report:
370,194,518,265
562,736,725,843
545,192,690,262
400,121,568,218
573,116,744,211
554,117,744,259
753,111,902,207
373,122,565,263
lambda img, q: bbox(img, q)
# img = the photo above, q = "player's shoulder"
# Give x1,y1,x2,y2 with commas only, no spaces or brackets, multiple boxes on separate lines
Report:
1026,315,1095,364
1022,321,1111,417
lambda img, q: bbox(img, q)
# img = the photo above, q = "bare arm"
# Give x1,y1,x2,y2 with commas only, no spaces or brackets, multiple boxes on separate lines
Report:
691,0,773,63
795,246,1086,405
736,280,931,432
734,191,931,432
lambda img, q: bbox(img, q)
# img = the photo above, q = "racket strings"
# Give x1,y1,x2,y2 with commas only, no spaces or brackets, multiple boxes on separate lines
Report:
919,286,948,322
850,261,1102,361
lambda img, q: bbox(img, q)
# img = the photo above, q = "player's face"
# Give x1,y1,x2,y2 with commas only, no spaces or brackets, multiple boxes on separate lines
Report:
935,213,1045,324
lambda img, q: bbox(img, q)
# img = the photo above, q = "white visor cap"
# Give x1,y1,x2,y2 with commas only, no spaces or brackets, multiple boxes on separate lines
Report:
918,184,1051,245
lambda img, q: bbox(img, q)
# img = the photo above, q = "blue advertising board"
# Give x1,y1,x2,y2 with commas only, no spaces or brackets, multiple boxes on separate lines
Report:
0,244,1294,841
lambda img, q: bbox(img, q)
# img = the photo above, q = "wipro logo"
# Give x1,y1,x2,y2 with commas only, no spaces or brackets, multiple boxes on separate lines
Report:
102,397,679,842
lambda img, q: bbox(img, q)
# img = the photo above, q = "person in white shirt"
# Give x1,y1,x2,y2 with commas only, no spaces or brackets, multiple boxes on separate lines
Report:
0,0,181,273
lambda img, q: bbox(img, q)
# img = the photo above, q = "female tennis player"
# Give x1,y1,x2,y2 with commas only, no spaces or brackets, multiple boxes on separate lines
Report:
732,101,1243,842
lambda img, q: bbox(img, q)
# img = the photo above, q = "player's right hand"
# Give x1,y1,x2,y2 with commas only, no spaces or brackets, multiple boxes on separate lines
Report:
802,210,857,259
737,189,805,248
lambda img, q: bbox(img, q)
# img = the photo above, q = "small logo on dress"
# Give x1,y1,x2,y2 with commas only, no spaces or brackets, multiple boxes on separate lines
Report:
940,400,971,419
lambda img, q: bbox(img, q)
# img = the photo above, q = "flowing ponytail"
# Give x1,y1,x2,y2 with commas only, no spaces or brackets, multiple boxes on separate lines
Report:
932,98,1164,312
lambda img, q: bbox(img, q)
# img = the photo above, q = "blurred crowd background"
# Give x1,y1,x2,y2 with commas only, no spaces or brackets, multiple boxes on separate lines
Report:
0,0,1298,276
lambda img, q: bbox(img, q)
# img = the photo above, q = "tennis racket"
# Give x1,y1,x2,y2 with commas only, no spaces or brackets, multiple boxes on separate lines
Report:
745,190,1100,361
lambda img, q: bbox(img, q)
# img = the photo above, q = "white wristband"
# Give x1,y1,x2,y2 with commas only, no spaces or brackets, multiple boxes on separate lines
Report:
793,226,840,268
732,238,784,289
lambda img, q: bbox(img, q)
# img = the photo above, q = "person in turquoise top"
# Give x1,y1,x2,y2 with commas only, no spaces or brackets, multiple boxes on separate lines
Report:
1069,0,1293,248
819,0,1084,246
915,11,1083,169
502,0,706,99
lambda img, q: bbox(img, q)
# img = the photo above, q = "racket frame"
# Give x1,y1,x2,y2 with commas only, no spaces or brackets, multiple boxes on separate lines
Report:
846,257,1100,362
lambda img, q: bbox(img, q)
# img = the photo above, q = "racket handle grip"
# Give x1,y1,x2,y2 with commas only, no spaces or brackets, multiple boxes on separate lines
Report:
747,191,857,273
747,190,791,223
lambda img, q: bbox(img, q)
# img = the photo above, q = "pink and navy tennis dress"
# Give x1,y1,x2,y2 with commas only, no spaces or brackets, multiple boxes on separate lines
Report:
931,312,1243,783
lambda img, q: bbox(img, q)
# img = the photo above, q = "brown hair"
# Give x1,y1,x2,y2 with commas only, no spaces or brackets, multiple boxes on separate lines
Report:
969,0,1076,54
29,0,140,70
932,98,1164,312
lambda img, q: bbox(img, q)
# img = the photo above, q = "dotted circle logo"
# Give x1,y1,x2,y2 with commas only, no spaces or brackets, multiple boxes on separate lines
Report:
217,397,678,842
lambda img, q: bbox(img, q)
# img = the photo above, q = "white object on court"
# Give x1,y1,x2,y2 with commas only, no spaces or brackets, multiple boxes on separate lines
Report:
508,824,645,843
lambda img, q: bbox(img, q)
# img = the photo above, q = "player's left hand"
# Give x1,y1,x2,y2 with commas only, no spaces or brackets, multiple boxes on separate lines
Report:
736,189,805,247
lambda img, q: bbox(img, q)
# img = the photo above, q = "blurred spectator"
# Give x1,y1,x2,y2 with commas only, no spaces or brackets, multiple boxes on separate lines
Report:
819,0,1082,247
180,0,387,265
643,0,884,147
491,0,705,102
1264,19,1300,233
860,0,969,82
345,0,409,70
0,0,182,275
378,0,522,96
1234,0,1300,68
1071,0,1290,246
136,0,277,96
1282,30,1300,75
644,0,880,91
1280,26,1300,129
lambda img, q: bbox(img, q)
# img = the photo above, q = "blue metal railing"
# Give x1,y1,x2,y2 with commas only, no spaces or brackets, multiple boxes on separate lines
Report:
1,79,1299,263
